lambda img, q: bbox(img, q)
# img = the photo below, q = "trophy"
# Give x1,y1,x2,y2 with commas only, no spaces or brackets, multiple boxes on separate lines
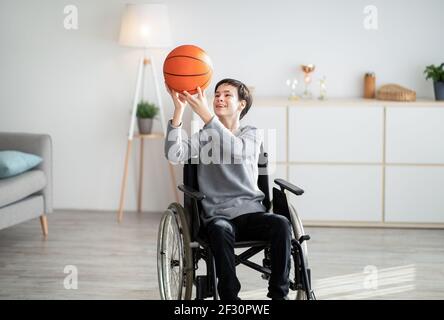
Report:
301,64,315,99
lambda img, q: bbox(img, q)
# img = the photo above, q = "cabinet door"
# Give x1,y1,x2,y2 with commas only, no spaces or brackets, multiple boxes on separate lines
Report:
385,166,444,223
241,106,286,162
288,165,382,222
386,107,444,164
289,107,383,162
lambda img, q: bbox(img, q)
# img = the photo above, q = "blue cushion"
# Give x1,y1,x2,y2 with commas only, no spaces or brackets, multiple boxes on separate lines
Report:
0,150,43,179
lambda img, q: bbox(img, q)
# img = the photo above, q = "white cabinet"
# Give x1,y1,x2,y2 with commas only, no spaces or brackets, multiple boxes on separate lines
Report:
288,165,382,222
241,106,287,162
385,166,444,223
386,107,444,164
197,98,444,227
289,107,383,163
253,98,444,227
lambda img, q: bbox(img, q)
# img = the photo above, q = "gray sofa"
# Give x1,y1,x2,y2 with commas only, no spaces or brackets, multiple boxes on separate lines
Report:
0,132,53,236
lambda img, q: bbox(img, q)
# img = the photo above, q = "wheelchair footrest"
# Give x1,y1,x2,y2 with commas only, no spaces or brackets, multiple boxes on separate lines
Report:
195,276,213,300
290,280,304,291
290,268,312,291
261,258,271,280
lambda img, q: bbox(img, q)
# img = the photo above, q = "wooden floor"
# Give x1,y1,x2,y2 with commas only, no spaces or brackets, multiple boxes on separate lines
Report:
0,210,443,300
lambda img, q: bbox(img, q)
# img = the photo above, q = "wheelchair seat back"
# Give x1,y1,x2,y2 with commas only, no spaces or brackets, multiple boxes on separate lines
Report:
183,145,271,241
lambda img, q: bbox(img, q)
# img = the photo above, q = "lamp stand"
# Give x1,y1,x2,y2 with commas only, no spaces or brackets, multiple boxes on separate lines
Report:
118,53,179,223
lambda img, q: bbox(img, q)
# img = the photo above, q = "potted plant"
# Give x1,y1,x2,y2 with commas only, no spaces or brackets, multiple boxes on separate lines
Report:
424,63,444,101
136,100,159,134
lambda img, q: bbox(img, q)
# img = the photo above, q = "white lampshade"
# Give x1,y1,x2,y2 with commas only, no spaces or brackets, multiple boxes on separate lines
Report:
119,4,172,48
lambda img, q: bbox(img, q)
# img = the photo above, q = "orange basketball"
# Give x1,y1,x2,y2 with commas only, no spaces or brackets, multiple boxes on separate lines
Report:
163,45,213,95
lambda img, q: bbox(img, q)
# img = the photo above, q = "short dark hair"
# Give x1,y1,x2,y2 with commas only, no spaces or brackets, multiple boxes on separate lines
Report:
214,78,252,120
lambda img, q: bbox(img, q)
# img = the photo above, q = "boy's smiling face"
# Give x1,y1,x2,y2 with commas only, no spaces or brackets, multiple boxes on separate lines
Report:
213,84,246,121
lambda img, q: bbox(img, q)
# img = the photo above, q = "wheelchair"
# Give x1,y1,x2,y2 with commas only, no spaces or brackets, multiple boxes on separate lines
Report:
157,149,315,300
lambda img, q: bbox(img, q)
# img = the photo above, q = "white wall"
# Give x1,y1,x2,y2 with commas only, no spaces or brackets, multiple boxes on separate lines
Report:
0,0,443,211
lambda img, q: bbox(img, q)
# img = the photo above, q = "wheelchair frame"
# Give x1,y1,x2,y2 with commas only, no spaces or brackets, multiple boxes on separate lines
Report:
157,151,316,300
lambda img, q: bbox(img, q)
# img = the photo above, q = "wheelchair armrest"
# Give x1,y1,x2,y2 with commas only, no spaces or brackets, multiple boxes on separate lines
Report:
274,179,304,196
178,184,206,201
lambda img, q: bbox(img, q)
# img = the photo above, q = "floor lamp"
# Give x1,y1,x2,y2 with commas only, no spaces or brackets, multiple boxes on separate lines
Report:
117,4,179,222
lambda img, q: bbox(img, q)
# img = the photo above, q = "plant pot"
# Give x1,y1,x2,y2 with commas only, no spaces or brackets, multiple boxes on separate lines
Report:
434,81,444,101
137,118,153,134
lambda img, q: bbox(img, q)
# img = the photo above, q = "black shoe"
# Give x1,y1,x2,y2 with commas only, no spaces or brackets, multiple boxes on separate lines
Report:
272,296,289,300
267,292,289,300
220,296,241,300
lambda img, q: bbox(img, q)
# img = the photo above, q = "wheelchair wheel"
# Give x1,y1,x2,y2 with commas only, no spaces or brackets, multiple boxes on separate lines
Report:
157,203,194,300
288,203,310,300
289,203,308,256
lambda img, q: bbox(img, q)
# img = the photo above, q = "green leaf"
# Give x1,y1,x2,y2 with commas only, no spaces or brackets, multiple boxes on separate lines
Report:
136,100,159,119
424,63,444,82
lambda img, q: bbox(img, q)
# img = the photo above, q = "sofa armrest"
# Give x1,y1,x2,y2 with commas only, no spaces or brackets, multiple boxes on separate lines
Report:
0,132,53,214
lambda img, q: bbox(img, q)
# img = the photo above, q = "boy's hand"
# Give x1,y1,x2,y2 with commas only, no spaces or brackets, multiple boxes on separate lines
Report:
166,83,187,110
183,87,213,124
166,83,187,127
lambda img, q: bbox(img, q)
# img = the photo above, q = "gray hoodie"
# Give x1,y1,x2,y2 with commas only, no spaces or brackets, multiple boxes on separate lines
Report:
164,116,266,225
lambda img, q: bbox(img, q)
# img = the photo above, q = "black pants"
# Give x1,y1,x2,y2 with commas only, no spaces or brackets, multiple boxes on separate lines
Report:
206,212,292,300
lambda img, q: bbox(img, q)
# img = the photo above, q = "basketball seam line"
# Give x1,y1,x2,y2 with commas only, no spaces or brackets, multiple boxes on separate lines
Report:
169,71,212,92
164,71,210,77
164,55,210,65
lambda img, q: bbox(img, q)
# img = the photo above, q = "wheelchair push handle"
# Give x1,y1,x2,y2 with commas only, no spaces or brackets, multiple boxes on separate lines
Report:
274,178,304,196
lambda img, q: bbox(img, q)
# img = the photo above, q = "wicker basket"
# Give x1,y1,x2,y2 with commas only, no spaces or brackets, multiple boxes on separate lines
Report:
376,84,416,102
